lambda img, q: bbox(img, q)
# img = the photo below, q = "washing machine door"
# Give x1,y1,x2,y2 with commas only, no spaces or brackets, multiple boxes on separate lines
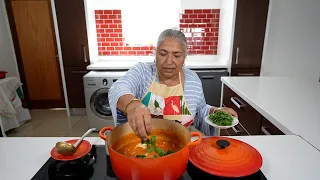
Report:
90,88,112,119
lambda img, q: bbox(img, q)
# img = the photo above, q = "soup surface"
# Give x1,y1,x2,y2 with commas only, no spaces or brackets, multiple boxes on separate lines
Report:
112,129,185,158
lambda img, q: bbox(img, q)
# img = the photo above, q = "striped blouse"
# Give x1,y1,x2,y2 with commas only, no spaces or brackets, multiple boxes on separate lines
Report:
108,62,215,135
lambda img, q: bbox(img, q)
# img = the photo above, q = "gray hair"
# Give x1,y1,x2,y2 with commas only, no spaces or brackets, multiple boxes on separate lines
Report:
156,29,188,56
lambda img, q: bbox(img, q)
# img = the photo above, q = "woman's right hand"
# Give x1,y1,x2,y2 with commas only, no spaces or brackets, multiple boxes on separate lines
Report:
126,101,152,141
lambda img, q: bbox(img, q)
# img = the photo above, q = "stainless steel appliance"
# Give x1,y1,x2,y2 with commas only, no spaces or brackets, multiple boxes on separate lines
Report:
83,71,126,130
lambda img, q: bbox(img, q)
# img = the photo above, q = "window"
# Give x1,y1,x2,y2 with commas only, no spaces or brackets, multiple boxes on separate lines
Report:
94,4,220,56
122,0,181,46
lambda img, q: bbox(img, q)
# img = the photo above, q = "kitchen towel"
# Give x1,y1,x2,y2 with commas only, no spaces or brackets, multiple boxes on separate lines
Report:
0,77,21,117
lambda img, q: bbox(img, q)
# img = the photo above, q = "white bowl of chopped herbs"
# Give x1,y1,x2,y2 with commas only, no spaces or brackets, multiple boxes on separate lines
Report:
205,110,239,129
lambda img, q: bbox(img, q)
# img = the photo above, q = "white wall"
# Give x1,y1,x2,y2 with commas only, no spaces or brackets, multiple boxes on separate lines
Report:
261,0,320,82
50,0,70,116
0,0,20,79
218,0,236,71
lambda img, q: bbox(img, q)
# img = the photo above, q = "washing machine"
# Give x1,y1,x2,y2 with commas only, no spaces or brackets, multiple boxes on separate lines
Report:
83,71,127,130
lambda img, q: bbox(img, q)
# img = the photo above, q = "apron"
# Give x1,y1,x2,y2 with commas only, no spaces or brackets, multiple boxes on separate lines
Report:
141,69,194,128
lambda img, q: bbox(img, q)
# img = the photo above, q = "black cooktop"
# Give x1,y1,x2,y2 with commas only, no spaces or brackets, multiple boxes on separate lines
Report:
31,145,267,180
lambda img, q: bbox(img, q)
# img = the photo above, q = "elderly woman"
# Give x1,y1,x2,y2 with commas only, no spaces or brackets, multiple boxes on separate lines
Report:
109,29,237,140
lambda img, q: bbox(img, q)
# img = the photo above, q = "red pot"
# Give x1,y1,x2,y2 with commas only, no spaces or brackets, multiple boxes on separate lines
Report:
0,71,7,79
189,136,263,178
99,119,202,180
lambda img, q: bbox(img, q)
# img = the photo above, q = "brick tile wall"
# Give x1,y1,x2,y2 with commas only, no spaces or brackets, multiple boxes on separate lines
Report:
180,9,220,55
95,10,154,56
95,9,220,56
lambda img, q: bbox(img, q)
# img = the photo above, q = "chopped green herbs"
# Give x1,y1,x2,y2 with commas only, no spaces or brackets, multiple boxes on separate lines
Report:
136,154,146,158
154,146,167,157
146,144,154,153
138,135,176,158
151,136,156,145
209,110,233,126
141,139,150,144
166,150,175,155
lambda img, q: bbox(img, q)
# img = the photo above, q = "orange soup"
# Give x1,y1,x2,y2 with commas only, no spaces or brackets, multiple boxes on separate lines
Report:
112,129,185,158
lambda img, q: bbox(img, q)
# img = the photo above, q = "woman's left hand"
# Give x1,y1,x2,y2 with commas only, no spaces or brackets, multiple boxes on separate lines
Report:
210,107,238,118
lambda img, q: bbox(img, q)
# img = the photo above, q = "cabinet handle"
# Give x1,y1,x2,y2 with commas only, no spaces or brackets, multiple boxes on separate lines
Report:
238,73,255,76
83,46,88,63
55,54,59,61
235,47,239,64
238,122,251,135
230,97,246,109
231,125,243,134
72,71,88,74
201,76,214,79
261,126,271,135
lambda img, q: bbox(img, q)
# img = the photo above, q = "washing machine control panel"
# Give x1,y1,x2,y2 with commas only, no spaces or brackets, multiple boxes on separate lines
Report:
84,77,123,88
84,78,97,87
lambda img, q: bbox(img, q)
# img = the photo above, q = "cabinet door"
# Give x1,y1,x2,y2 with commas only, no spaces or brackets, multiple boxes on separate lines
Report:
231,68,260,76
54,0,90,67
220,129,229,136
232,0,269,68
222,85,262,135
64,67,88,108
195,70,229,107
219,119,250,136
260,117,284,135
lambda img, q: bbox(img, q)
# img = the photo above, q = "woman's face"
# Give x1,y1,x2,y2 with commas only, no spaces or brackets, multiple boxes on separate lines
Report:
156,37,186,79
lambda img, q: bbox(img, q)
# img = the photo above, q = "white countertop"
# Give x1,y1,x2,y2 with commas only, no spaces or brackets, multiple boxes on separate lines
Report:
87,59,228,70
0,135,319,180
221,77,320,150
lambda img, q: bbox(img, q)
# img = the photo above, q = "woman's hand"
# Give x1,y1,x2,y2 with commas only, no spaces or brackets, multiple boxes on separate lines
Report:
210,107,238,118
126,101,152,141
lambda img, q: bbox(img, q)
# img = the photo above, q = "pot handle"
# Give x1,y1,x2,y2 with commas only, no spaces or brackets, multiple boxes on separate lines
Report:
99,126,113,141
187,132,202,148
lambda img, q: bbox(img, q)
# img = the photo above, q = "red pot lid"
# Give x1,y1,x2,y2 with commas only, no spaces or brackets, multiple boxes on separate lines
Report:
189,137,263,177
51,139,92,161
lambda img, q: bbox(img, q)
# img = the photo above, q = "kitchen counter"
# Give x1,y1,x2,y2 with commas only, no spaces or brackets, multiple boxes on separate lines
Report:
0,135,319,180
221,77,320,150
87,58,228,70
